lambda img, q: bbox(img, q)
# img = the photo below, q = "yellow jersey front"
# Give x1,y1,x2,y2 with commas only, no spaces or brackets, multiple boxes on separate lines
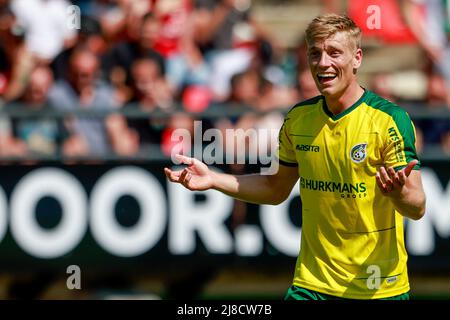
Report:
277,89,420,299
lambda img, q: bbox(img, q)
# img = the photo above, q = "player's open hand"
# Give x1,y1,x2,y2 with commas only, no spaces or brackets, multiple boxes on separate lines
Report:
375,160,418,196
164,154,214,191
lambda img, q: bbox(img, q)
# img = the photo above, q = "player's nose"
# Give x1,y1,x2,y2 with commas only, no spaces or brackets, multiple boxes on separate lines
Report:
318,52,332,68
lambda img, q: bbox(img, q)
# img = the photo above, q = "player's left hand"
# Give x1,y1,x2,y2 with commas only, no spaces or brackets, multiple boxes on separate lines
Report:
375,160,418,196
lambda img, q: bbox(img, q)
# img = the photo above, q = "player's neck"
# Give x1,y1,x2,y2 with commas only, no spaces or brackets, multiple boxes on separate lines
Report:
324,82,365,115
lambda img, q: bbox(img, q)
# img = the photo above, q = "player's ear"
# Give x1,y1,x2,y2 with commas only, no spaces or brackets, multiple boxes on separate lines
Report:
353,48,363,70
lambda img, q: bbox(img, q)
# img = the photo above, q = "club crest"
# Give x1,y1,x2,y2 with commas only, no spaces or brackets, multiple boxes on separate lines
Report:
350,143,367,163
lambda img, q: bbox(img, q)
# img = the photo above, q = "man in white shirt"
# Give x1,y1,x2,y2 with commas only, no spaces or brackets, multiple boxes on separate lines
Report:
11,0,78,62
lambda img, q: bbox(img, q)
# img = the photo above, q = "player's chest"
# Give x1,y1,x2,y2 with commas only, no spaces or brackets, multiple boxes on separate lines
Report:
290,119,384,172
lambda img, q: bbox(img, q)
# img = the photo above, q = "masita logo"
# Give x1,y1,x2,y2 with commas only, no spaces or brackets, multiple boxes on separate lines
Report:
350,143,367,163
296,144,320,152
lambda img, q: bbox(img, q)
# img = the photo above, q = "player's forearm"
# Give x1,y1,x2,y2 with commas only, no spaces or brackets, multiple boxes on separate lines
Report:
391,186,426,220
211,171,285,205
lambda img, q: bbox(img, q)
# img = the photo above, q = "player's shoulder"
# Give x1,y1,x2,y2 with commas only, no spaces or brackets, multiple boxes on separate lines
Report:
363,90,410,120
286,95,323,116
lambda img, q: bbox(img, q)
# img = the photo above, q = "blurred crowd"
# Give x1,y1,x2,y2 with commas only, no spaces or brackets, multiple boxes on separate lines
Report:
0,0,449,160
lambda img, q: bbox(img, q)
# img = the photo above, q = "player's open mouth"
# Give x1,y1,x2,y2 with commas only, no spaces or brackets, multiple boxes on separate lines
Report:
317,73,337,85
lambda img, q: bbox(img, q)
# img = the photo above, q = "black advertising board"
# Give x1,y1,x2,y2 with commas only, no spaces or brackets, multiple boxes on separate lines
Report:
0,160,448,274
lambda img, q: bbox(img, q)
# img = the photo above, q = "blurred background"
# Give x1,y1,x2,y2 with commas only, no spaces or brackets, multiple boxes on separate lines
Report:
0,0,449,300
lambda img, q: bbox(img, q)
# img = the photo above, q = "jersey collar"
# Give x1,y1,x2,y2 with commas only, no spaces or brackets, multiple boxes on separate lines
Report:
322,88,368,121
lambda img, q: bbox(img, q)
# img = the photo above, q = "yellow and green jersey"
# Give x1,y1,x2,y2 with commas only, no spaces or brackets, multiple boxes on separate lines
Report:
278,89,420,299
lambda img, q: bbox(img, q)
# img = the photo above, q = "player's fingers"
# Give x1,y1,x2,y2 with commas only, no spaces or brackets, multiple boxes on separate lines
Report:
178,168,189,184
164,167,179,176
388,167,400,186
379,166,393,186
181,170,194,189
164,167,172,179
375,172,387,193
164,168,181,182
398,169,407,185
175,154,194,166
404,159,418,177
377,168,386,184
184,171,192,186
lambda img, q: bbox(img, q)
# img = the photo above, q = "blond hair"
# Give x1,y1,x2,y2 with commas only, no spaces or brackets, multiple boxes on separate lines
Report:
305,14,362,50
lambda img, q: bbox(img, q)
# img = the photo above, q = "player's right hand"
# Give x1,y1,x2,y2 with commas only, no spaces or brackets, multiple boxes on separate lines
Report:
164,154,215,191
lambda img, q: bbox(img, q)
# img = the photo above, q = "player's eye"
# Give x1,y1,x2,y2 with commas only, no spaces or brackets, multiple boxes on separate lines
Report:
309,51,321,59
330,51,341,57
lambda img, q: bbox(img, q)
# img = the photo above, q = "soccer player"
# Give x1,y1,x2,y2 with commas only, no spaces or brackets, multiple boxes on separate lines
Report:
164,13,426,300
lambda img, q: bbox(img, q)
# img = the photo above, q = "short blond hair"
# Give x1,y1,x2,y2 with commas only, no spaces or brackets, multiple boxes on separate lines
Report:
305,14,362,50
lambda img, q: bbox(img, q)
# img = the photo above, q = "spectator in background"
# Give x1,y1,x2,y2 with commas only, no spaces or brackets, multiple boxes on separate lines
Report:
214,67,285,167
401,0,450,154
297,68,320,101
48,49,130,157
51,15,108,81
0,0,13,97
228,68,261,107
103,11,166,105
150,0,210,99
0,0,36,103
3,66,64,158
295,37,320,101
10,0,78,63
223,67,295,112
402,0,450,108
128,57,173,111
160,111,195,158
151,0,195,58
112,56,174,156
96,0,144,43
369,72,398,103
107,55,196,158
0,117,26,158
72,0,126,41
0,0,23,157
193,0,282,102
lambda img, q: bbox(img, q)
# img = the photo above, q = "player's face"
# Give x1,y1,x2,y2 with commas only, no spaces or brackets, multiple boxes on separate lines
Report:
307,32,362,98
